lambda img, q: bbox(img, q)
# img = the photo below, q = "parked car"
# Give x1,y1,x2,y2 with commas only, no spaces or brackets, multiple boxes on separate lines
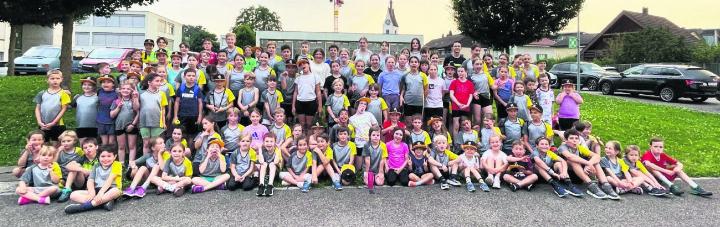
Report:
546,71,559,88
80,47,134,72
13,46,87,75
599,64,719,102
549,62,617,91
602,66,618,72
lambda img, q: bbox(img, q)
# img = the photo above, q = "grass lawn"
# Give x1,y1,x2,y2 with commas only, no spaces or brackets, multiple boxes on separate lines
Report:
0,75,718,176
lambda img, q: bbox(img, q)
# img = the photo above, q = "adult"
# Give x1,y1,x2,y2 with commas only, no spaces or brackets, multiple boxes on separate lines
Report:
309,48,331,88
556,80,583,130
409,38,422,59
491,53,513,79
510,54,524,81
352,37,373,63
266,41,283,69
443,41,465,69
468,59,495,127
222,33,244,63
522,54,540,80
364,54,383,82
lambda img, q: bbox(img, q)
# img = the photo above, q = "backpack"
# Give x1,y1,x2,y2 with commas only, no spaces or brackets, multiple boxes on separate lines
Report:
178,83,201,99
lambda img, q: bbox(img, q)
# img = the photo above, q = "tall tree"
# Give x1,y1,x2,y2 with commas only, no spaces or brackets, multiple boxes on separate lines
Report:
451,0,583,51
232,24,256,47
182,25,219,52
233,6,282,32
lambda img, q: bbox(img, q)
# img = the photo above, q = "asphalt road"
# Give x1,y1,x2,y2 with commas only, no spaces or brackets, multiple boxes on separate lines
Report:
585,91,720,113
1,179,718,226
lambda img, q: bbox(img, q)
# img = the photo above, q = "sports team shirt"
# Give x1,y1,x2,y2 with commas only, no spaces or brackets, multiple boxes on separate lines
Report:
386,141,409,170
58,147,84,173
367,97,388,124
401,71,429,106
448,79,474,111
527,121,554,150
332,142,357,167
456,130,479,146
640,151,677,169
220,124,244,152
623,157,650,174
21,163,61,187
253,66,275,95
139,89,168,128
89,161,123,188
239,87,258,107
261,147,282,163
506,157,534,175
425,76,445,108
141,50,157,65
192,132,223,163
34,89,71,125
531,149,562,167
164,157,194,177
410,130,432,145
479,127,502,151
200,155,225,177
73,94,98,128
326,94,350,124
349,112,378,147
205,88,236,122
228,68,247,93
313,146,334,164
111,99,136,131
339,63,356,82
270,124,292,145
459,153,480,168
159,82,176,104
280,74,296,105
510,94,533,122
349,74,376,100
557,144,593,158
216,63,233,76
600,157,626,178
176,84,203,117
469,71,495,97
481,150,508,163
164,139,189,152
230,149,257,175
135,151,171,169
536,88,554,123
78,155,98,170
289,151,313,175
409,153,428,175
429,148,458,166
175,68,207,86
261,89,284,121
443,54,466,68
363,142,388,173
502,118,525,151
97,89,117,125
294,73,320,101
223,46,244,63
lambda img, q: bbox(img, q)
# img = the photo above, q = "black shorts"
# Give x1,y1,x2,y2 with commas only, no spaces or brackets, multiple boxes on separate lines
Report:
179,116,200,135
472,95,493,108
41,125,66,142
424,107,444,119
558,118,578,131
281,103,294,120
451,110,471,119
295,100,317,116
404,105,423,117
75,127,98,138
114,126,139,136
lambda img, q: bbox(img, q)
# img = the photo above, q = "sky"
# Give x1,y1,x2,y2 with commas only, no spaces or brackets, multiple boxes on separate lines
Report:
130,0,720,42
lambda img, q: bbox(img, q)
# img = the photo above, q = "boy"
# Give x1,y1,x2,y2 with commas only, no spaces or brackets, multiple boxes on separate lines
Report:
279,58,297,122
499,103,526,154
325,44,340,65
641,137,712,196
227,137,258,192
329,109,355,144
222,33,244,61
35,69,71,141
312,134,343,190
531,137,578,197
428,135,460,189
270,109,293,147
408,141,435,187
535,74,554,124
575,121,602,154
173,69,204,137
262,75,284,125
205,73,235,128
16,145,61,205
503,141,538,191
295,41,313,61
523,104,554,152
331,127,357,186
557,129,619,200
141,39,158,65
457,141,488,192
266,41,283,68
58,138,100,202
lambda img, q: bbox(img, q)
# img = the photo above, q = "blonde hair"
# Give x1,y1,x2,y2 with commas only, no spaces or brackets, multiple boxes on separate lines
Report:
227,107,240,116
433,134,448,144
38,145,57,157
266,41,276,48
332,78,345,88
47,69,62,77
58,130,78,142
225,33,236,39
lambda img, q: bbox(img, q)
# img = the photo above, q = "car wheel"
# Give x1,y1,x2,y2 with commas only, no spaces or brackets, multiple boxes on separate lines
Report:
691,97,708,103
659,87,678,102
585,78,599,91
600,82,614,95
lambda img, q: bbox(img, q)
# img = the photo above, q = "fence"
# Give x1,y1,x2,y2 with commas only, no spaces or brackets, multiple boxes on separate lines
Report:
609,63,720,75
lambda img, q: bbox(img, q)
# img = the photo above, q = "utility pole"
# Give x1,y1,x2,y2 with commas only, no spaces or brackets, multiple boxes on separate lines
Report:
576,9,581,91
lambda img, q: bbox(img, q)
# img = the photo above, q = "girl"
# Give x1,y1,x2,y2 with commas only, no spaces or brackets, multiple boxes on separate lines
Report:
55,131,83,202
167,52,183,84
503,141,538,191
257,133,282,196
378,41,390,71
349,60,374,114
110,82,139,164
408,142,435,187
400,56,428,118
228,54,248,98
310,134,343,190
293,58,323,130
462,45,482,72
493,66,514,120
96,75,118,145
150,144,193,197
253,52,275,99
363,126,386,187
220,108,245,155
458,141,487,192
428,117,452,150
508,81,532,123
156,66,176,123
385,128,409,187
201,39,217,65
556,80,583,130
624,145,669,196
338,49,355,80
363,54,383,82
280,136,314,193
491,54,513,79
441,65,456,126
419,60,430,75
349,97,379,171
166,127,191,158
424,64,445,123
282,124,304,161
124,137,169,198
192,117,222,173
227,132,258,191
479,113,504,151
481,135,508,189
366,84,388,126
205,73,235,128
244,109,269,150
430,53,444,77
179,43,190,67
469,59,495,127
64,145,122,214
448,67,474,136
324,61,348,98
243,46,257,72
238,74,259,126
352,37,373,63
410,38,422,59
420,48,430,62
483,54,494,76
396,54,409,73
326,79,350,127
73,77,98,141
408,115,431,146
381,109,406,142
309,48,331,88
600,141,644,195
378,56,402,111
139,74,168,156
191,138,230,193
16,145,60,205
454,117,479,151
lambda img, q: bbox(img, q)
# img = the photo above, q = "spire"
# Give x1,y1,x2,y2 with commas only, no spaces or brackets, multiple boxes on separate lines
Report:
390,0,393,9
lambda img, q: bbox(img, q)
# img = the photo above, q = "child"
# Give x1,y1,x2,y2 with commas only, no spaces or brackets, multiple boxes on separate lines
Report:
192,117,223,172
220,108,245,154
531,137,577,197
166,127,192,158
282,124,304,162
280,136,314,193
524,104,554,152
228,54,248,98
500,103,525,154
469,59,495,126
174,69,204,137
641,137,712,196
16,145,61,205
508,81,532,123
448,67,474,136
261,75,284,126
227,132,258,191
458,141,489,192
279,58,297,121
124,137,170,198
377,56,403,111
191,138,230,193
34,69,71,141
140,73,169,155
156,67,176,130
479,114,504,151
575,121,602,154
311,134,343,190
555,80,583,130
400,56,429,117
205,73,235,129
481,135,509,189
525,79,538,102
331,127,357,186
363,126,387,187
55,131,83,202
366,84,389,125
150,144,193,197
64,145,123,214
349,97,379,171
493,66,514,120
111,81,139,163
117,60,130,83
424,64,445,123
396,54,409,73
324,61,348,98
408,115,431,146
428,117,453,150
292,59,322,130
141,39,158,65
407,141,435,187
72,77,98,141
58,138,99,202
557,129,619,199
624,145,668,196
269,109,292,145
328,109,354,144
381,108,405,143
238,74,259,125
201,39,217,65
215,50,233,77
168,52,183,85
348,60,375,112
257,133,282,196
253,52,276,107
503,141,538,191
454,117,479,152
536,74,554,124
326,79,350,127
244,109,269,150
385,128,410,187
97,74,119,145
600,141,645,195
428,135,460,189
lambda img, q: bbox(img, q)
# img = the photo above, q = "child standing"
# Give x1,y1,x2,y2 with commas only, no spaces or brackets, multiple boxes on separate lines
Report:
349,60,375,111
150,144,193,197
428,135,460,189
400,56,429,117
111,82,139,163
385,128,410,187
424,64,445,123
16,145,60,205
72,76,99,141
469,59,496,126
64,145,123,214
377,56,403,111
97,74,119,145
228,54,248,98
458,141,489,192
261,75,284,126
408,115,431,146
555,80,583,130
140,74,169,155
191,138,230,193
493,66,514,120
205,73,235,128
238,74,259,126
257,133,282,196
448,67,474,136
524,104,554,152
227,133,258,191
34,69,71,141
503,141,538,191
326,79,350,127
500,103,526,154
641,137,712,196
173,69,203,137
366,84,388,124
407,142,435,187
508,81,532,123
253,52,276,106
482,135,509,189
363,126,387,187
293,59,323,130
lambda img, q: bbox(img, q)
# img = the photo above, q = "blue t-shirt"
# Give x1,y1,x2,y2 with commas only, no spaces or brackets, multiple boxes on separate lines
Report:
378,70,403,96
176,84,204,117
97,89,117,125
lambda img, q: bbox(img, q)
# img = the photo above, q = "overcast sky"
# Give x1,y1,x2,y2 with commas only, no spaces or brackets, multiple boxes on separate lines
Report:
130,0,720,41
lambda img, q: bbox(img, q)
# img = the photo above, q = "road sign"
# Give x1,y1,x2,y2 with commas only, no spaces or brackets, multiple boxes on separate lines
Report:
568,36,578,49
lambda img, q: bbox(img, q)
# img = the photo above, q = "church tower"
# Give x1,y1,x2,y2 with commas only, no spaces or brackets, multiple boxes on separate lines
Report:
383,0,399,34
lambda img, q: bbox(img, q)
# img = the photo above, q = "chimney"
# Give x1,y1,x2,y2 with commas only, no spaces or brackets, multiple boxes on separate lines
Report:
642,7,648,15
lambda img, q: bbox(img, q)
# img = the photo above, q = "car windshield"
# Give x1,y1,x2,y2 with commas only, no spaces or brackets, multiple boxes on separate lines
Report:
22,47,60,58
683,68,718,78
581,63,605,72
87,48,125,59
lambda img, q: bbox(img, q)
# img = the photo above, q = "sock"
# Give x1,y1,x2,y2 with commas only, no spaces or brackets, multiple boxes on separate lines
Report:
655,174,673,186
141,180,151,189
331,174,340,182
687,180,699,189
493,174,500,183
81,201,94,209
62,187,71,192
466,176,472,184
296,182,304,188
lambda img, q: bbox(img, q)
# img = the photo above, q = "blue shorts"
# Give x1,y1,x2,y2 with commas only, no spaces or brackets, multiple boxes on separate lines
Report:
97,124,115,136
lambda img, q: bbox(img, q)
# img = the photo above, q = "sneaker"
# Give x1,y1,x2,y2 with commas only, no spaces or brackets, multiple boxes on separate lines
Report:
601,183,620,200
102,200,115,211
647,187,665,197
550,181,568,198
191,185,204,193
509,183,519,192
38,196,50,205
492,180,501,189
447,178,461,186
409,181,417,187
484,176,494,186
17,196,33,206
123,187,136,197
57,189,71,203
631,187,644,195
466,183,476,192
586,182,608,199
217,183,226,190
526,183,534,191
616,187,627,194
479,182,490,192
257,184,266,196
301,180,311,193
173,187,185,197
162,184,176,194
266,185,274,196
64,204,86,214
135,187,146,198
565,182,584,197
440,182,450,190
669,184,684,196
333,181,343,191
690,186,713,197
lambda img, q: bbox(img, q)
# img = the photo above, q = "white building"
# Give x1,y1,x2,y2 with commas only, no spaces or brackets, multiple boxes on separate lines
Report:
73,10,183,52
256,31,422,57
0,23,9,61
383,0,399,35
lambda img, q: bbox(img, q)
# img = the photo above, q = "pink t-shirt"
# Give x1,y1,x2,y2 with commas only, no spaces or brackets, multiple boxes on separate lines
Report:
244,124,268,148
386,141,409,170
558,92,581,119
448,79,475,112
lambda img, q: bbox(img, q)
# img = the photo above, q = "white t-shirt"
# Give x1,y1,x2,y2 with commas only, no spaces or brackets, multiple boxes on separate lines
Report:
349,111,378,147
310,61,331,87
426,76,445,108
481,150,508,163
294,73,320,101
353,49,373,63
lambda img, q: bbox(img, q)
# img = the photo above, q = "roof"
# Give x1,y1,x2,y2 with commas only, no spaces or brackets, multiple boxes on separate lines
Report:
387,1,399,27
424,34,480,49
527,38,556,47
552,33,596,47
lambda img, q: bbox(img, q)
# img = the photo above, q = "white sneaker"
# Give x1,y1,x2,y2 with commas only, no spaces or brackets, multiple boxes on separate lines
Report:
447,179,461,186
440,183,450,190
484,176,494,186
492,180,501,189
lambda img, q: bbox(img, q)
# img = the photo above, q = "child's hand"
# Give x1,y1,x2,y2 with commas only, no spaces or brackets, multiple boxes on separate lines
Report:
234,175,242,182
129,162,138,169
92,193,104,205
132,91,140,99
17,186,27,194
559,172,569,179
115,99,123,107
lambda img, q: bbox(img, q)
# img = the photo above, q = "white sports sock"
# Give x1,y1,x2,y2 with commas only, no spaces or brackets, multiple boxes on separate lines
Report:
466,177,472,183
687,180,699,188
656,174,673,186
493,174,500,183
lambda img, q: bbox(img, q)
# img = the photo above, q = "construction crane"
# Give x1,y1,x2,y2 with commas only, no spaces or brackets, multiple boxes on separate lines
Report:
331,0,344,32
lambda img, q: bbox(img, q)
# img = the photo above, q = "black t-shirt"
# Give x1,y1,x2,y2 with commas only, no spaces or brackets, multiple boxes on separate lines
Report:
363,67,383,82
443,54,466,67
323,75,349,94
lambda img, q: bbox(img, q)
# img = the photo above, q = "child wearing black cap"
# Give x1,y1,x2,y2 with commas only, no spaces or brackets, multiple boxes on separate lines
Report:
205,73,235,129
408,141,435,187
500,103,526,154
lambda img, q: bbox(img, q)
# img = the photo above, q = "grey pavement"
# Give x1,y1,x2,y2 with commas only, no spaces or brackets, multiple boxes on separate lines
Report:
585,91,720,114
1,179,718,226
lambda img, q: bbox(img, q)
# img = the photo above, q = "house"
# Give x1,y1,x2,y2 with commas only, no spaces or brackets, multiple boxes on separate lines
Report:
425,34,582,62
581,8,702,61
0,23,54,62
690,29,720,46
424,34,483,58
73,10,183,52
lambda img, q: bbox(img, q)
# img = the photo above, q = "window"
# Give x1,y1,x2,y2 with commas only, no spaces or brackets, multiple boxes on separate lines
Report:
661,68,682,76
568,64,578,72
158,19,167,33
643,67,663,75
75,32,90,46
386,29,389,34
169,24,175,35
92,33,145,48
131,16,145,28
0,52,4,61
624,66,644,75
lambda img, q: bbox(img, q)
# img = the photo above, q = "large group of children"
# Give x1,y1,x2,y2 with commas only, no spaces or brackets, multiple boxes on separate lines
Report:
15,34,713,214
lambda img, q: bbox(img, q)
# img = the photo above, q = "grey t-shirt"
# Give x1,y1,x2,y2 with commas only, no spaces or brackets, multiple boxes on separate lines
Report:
34,90,68,124
429,148,450,166
261,89,282,121
349,74,372,100
480,128,497,151
510,95,531,122
253,67,272,93
89,162,118,188
362,143,385,173
220,125,243,152
527,122,548,150
502,118,526,151
290,151,312,175
367,98,385,124
230,150,253,175
20,164,55,187
401,72,426,106
111,99,135,130
228,69,246,93
134,153,161,169
201,157,223,177
332,142,354,167
205,89,231,122
139,90,166,128
164,159,190,177
240,87,257,107
262,147,279,163
470,72,492,96
58,148,82,174
73,94,98,128
600,157,623,177
280,74,296,104
326,94,347,124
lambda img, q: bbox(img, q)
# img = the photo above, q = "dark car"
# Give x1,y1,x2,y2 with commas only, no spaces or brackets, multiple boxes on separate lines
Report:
549,62,617,91
598,64,719,102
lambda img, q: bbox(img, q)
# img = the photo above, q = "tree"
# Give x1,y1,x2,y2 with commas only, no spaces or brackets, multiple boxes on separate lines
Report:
610,28,692,63
182,25,219,52
232,24,256,47
233,6,282,32
692,43,720,64
0,1,62,76
451,0,582,51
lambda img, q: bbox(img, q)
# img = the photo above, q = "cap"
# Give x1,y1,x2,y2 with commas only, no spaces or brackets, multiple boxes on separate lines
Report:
412,141,428,150
341,164,356,182
444,64,457,70
97,74,115,82
297,58,309,66
285,59,298,66
461,141,478,150
311,122,324,129
80,76,97,85
212,73,226,81
357,97,371,105
207,138,225,148
388,108,401,115
529,103,543,113
171,51,182,58
144,39,155,45
506,102,518,110
129,60,143,67
427,116,443,127
156,48,168,56
562,79,574,86
126,72,140,80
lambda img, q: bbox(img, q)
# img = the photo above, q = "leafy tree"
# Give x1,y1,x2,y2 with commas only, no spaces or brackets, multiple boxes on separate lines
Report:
233,6,282,32
232,24,256,47
611,28,692,63
182,25,220,52
692,43,720,64
451,0,582,51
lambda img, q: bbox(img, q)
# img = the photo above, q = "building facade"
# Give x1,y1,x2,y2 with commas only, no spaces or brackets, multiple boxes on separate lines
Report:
255,31,422,57
383,0,399,35
73,10,182,52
